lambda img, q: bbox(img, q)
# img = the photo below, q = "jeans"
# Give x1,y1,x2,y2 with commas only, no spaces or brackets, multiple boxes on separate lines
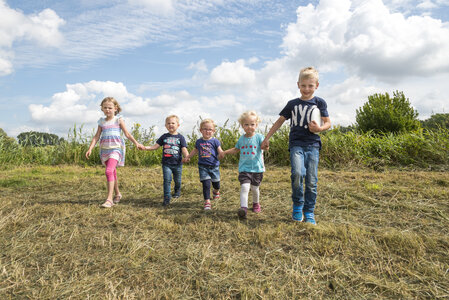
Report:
290,146,319,213
198,164,220,182
162,164,182,200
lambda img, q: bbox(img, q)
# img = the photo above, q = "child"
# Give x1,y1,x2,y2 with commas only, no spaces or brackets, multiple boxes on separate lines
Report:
261,67,331,224
183,119,223,210
220,111,265,218
85,97,144,208
142,115,188,207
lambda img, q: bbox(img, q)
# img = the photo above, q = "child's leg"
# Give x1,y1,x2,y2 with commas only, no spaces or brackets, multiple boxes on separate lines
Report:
251,185,260,204
172,165,182,197
303,147,319,215
240,183,250,208
105,159,118,201
162,165,173,203
290,146,306,221
212,181,220,199
201,179,211,200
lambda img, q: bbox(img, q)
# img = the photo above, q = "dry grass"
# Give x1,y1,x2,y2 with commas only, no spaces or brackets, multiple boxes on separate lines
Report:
0,165,448,299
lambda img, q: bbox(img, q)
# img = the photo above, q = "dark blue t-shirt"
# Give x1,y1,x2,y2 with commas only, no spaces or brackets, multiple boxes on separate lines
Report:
279,96,329,149
156,133,187,165
195,138,221,167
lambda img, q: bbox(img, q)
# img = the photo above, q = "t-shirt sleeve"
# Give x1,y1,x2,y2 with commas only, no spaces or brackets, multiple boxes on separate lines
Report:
156,134,165,146
235,136,242,149
279,102,292,120
318,99,329,117
180,135,187,148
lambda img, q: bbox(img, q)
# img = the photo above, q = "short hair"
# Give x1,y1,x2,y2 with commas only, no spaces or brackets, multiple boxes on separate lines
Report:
100,97,122,115
238,110,261,126
200,118,216,130
298,67,319,83
165,115,180,124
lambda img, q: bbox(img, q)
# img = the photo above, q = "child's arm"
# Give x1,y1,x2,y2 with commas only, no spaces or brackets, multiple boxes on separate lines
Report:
144,144,161,151
181,147,189,159
261,116,286,150
309,116,331,133
119,119,144,149
85,126,102,159
219,147,239,159
183,148,198,163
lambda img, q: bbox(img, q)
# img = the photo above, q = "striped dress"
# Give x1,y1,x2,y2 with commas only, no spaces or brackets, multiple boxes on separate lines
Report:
98,115,126,167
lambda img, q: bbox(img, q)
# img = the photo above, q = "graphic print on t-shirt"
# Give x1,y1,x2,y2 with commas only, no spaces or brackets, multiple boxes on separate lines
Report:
290,104,318,130
199,142,212,158
163,136,181,157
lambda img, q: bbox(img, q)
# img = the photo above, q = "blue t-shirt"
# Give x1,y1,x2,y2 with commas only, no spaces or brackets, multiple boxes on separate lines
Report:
195,138,221,167
279,96,329,149
156,133,187,165
235,133,265,173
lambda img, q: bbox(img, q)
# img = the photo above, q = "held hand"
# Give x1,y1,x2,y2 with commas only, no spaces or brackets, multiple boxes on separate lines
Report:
308,121,320,133
137,143,146,150
218,152,225,160
182,157,190,163
261,140,270,150
85,150,91,159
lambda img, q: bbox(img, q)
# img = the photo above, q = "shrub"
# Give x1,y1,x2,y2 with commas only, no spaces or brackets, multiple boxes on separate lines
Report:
355,91,421,134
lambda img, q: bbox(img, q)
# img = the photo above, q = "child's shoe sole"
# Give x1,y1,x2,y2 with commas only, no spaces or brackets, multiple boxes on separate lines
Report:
238,207,247,218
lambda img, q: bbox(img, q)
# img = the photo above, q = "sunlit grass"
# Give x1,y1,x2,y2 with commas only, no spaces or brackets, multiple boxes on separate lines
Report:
1,165,448,298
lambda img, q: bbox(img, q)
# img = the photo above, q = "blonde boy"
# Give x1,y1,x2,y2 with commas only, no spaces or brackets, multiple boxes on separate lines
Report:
143,115,188,206
261,67,331,224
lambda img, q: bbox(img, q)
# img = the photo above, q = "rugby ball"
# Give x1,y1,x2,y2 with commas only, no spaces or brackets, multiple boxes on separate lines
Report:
309,107,323,134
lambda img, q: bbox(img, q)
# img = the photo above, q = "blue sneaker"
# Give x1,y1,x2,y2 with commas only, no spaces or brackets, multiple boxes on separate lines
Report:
292,205,303,222
162,198,170,207
304,212,316,225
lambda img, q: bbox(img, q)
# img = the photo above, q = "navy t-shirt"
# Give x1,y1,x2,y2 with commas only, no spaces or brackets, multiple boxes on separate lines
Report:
195,138,221,167
156,133,187,165
279,96,329,149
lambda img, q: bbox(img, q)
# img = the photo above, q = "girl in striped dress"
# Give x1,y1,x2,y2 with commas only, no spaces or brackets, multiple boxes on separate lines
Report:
86,97,144,207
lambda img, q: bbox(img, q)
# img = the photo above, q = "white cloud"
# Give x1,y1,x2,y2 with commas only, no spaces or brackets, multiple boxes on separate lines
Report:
209,59,256,87
0,1,65,75
280,0,449,81
128,0,175,14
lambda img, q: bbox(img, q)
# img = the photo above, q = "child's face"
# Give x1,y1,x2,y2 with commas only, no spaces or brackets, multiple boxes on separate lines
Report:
165,117,180,134
200,122,215,140
242,116,258,136
101,101,117,118
297,78,319,100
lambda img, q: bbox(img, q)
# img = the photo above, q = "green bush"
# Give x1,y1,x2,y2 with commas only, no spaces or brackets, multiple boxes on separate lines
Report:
421,113,449,131
356,91,421,134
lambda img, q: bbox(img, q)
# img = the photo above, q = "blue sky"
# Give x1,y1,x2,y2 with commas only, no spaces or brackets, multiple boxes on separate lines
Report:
1,0,449,138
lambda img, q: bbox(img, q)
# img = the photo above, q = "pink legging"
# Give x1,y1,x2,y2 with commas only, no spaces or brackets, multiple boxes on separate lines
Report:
105,159,118,182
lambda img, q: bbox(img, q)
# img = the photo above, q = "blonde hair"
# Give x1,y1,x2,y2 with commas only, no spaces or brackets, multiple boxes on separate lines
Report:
238,110,261,126
100,97,122,115
298,67,319,83
200,118,216,130
165,115,180,124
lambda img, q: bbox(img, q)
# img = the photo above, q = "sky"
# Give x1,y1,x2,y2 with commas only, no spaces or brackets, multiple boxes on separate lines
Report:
1,0,449,139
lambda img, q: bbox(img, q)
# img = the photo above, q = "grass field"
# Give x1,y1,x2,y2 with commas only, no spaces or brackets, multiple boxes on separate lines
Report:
1,165,448,299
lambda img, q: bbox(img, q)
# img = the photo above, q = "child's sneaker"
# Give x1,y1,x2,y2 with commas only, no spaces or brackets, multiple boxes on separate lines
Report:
212,190,220,200
101,199,114,208
292,204,303,222
304,212,316,225
113,194,122,204
204,200,211,210
237,207,247,218
162,198,170,207
252,202,261,213
173,189,181,198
